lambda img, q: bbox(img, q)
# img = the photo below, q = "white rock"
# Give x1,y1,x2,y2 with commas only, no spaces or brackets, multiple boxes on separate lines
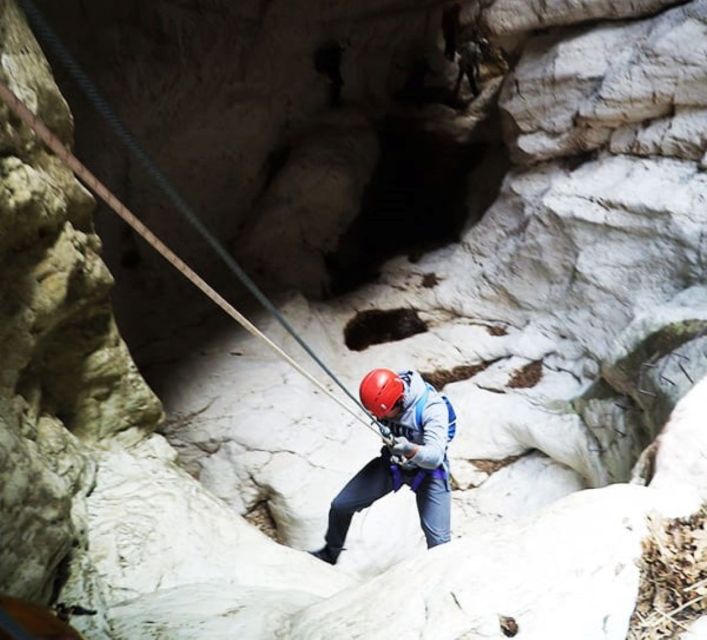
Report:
452,451,586,536
109,583,319,640
483,0,679,35
333,490,427,581
449,381,605,486
500,3,707,162
436,155,707,360
610,107,707,160
285,484,686,640
83,435,353,608
450,459,489,490
651,372,707,504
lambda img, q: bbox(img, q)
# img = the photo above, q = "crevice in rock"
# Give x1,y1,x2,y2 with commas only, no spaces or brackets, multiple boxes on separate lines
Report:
344,307,428,351
49,548,74,608
499,614,519,637
325,112,509,295
244,501,280,542
476,384,506,394
486,324,508,336
468,452,529,476
420,272,440,288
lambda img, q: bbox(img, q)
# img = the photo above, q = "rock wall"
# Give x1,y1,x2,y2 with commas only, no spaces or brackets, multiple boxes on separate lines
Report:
33,0,466,335
1,0,706,637
0,0,162,603
498,2,707,163
122,0,707,635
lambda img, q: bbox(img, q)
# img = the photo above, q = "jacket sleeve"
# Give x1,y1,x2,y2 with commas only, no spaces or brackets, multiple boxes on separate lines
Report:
409,396,448,469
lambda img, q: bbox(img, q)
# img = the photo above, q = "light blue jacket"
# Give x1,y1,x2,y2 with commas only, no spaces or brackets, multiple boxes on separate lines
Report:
380,370,450,470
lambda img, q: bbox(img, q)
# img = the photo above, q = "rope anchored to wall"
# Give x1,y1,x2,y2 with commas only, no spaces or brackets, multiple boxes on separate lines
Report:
15,0,384,432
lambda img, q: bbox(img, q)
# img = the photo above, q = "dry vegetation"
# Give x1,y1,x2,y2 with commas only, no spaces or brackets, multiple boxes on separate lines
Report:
244,501,280,542
628,507,707,638
469,454,525,475
422,362,491,388
421,272,440,288
507,360,543,388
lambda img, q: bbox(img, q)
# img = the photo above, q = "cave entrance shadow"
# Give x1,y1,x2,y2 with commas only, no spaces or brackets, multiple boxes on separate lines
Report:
344,308,428,351
325,114,505,296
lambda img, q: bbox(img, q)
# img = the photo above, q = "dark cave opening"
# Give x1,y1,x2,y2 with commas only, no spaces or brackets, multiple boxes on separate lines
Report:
28,0,510,392
344,308,428,351
325,114,508,296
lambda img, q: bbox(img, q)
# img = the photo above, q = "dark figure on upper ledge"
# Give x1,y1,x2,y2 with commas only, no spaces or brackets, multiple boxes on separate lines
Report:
455,39,484,98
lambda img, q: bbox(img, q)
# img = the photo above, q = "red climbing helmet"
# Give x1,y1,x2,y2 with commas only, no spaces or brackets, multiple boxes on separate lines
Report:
359,368,404,418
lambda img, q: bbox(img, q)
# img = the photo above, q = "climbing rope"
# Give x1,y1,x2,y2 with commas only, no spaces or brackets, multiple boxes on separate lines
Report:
15,0,376,424
0,79,387,443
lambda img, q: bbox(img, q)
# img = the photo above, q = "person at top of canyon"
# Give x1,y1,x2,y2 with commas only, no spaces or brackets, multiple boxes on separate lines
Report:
310,368,456,564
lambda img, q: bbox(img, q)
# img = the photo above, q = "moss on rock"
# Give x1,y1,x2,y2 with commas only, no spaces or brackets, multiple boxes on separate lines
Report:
0,0,163,603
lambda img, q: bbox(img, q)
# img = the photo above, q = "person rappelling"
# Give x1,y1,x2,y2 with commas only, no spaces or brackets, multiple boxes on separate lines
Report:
310,368,456,565
0,4,460,577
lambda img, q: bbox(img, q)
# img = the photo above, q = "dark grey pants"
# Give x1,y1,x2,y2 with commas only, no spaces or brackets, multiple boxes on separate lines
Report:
324,455,451,561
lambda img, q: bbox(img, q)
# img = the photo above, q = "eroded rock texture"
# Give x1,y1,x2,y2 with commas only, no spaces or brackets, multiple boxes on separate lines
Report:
1,0,706,638
0,0,162,604
130,1,707,636
500,2,707,163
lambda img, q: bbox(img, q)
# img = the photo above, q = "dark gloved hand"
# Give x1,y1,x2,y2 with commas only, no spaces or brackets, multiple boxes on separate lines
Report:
390,436,417,459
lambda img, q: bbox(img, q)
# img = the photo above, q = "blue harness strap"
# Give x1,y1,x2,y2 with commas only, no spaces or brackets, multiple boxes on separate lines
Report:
413,384,431,428
414,383,457,442
445,396,457,440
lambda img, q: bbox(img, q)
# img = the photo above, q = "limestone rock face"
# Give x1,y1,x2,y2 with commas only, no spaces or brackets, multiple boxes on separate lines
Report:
147,6,707,616
434,154,707,358
499,2,707,163
239,110,379,296
285,485,695,640
0,0,162,603
482,0,681,35
2,0,707,636
58,435,353,639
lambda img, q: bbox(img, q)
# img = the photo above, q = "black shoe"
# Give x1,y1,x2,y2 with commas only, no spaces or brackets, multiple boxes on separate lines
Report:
308,546,338,565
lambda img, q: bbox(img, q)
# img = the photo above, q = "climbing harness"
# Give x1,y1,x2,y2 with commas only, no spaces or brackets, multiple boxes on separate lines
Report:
383,447,448,494
0,79,389,445
14,0,384,439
